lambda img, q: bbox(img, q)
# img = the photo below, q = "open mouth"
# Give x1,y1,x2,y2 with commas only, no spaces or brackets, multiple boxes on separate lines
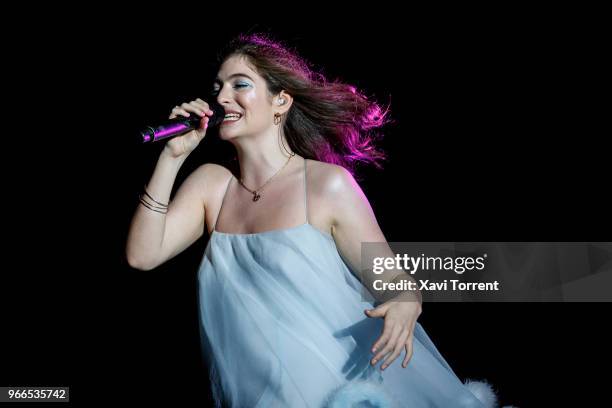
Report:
222,113,243,124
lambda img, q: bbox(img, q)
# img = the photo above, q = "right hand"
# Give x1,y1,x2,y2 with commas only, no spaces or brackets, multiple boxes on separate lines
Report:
163,98,215,158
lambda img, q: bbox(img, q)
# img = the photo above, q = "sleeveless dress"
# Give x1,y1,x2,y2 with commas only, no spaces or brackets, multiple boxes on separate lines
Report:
197,159,496,408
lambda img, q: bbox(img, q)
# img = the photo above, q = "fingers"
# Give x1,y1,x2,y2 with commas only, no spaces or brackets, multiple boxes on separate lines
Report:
169,98,214,119
181,102,205,117
369,314,391,354
364,302,389,319
402,332,415,368
365,302,421,371
365,307,384,318
365,304,390,353
381,328,410,370
371,320,417,370
169,106,188,119
196,119,208,138
194,98,214,116
371,322,400,366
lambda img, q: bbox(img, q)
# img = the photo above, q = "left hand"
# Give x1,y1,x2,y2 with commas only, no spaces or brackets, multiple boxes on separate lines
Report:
364,300,422,370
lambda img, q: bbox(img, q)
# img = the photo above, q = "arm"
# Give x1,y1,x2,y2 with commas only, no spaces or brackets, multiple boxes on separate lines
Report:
125,153,227,271
125,97,218,270
325,165,422,370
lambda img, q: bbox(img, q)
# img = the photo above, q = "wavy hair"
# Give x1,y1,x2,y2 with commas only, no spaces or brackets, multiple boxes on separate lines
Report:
216,33,390,178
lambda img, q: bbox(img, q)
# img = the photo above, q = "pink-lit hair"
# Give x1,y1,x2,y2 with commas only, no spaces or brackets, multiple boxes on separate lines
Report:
217,33,390,178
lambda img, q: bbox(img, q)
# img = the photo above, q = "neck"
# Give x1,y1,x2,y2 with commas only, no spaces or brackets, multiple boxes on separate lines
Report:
232,131,298,188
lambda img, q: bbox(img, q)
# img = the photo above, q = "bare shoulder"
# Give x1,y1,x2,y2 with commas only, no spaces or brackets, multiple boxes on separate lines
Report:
193,162,233,182
188,163,234,207
306,159,358,197
306,159,370,235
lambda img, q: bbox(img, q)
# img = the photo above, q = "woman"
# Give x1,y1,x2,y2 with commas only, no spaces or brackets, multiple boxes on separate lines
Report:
126,34,500,407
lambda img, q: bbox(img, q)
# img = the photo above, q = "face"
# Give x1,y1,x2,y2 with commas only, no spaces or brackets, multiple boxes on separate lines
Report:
212,55,277,140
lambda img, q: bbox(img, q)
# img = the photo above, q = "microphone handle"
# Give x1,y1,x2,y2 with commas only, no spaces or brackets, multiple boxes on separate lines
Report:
141,115,203,143
141,101,226,143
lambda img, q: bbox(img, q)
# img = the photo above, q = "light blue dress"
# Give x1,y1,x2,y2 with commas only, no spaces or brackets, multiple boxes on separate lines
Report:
197,160,493,408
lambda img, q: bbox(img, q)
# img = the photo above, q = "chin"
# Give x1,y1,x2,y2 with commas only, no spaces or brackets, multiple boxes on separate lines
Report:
218,129,240,140
219,123,257,140
219,129,249,142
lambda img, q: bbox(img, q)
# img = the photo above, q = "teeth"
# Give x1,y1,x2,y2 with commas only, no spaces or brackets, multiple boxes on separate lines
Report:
224,113,241,119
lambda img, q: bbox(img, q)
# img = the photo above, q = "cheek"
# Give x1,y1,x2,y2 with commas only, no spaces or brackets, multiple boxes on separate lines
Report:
240,92,260,112
242,89,258,104
240,92,272,121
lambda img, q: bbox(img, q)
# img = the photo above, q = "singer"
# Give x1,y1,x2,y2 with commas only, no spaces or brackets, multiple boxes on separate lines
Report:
126,34,501,407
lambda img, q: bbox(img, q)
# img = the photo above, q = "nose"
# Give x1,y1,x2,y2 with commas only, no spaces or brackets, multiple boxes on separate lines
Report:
216,85,233,106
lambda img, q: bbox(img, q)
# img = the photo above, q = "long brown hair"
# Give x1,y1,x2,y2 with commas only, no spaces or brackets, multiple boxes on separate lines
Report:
216,33,390,178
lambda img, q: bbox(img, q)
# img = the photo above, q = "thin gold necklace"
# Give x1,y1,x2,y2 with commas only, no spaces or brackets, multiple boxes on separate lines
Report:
238,152,296,202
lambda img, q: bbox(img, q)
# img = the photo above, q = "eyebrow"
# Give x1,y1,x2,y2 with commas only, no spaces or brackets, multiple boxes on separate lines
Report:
214,73,254,84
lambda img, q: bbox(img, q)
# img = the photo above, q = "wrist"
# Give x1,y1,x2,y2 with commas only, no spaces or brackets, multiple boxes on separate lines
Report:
160,146,189,165
385,273,422,305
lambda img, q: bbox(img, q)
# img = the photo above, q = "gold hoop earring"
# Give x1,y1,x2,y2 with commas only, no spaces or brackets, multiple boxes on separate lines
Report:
274,113,282,125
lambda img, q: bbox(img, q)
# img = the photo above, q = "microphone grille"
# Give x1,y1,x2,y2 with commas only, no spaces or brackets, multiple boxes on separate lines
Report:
209,101,226,127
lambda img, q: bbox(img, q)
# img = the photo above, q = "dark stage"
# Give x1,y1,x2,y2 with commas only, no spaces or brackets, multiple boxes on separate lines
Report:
2,12,609,407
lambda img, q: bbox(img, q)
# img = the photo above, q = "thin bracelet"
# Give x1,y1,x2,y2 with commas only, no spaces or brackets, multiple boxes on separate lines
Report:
139,192,168,210
139,196,168,214
139,191,169,211
143,185,169,208
140,198,168,212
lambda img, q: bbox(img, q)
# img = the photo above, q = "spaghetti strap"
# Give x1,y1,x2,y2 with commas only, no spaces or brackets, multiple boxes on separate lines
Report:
213,174,233,232
303,158,308,224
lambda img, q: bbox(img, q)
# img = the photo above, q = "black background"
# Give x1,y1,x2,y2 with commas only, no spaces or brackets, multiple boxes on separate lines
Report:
2,7,610,407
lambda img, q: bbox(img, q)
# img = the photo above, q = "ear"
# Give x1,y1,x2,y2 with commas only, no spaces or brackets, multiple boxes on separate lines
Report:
275,90,293,114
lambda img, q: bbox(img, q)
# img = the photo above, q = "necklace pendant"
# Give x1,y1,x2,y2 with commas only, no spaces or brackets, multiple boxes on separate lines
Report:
252,192,261,202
